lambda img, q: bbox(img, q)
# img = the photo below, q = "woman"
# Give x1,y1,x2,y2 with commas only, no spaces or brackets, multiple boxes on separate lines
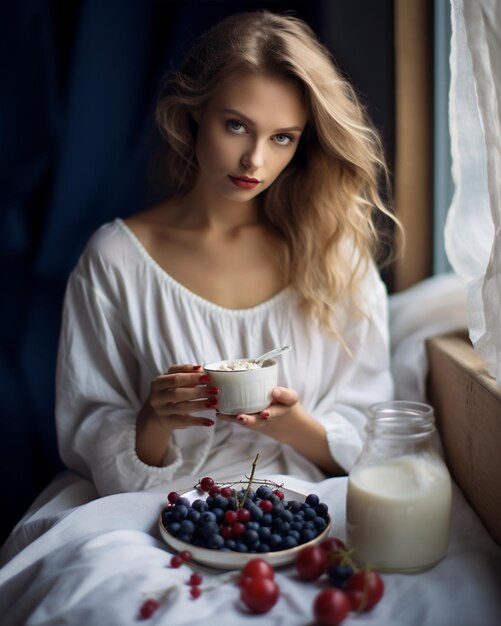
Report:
55,10,399,497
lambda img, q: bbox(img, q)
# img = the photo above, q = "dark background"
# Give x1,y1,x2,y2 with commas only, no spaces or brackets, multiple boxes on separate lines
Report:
0,0,394,545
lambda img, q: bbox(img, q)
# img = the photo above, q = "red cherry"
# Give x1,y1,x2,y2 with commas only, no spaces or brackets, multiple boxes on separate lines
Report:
295,545,328,581
241,558,275,581
232,522,246,537
240,577,280,614
220,525,233,539
345,570,384,611
313,588,350,626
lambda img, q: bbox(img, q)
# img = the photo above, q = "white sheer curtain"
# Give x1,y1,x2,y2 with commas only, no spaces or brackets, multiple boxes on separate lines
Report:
446,0,501,384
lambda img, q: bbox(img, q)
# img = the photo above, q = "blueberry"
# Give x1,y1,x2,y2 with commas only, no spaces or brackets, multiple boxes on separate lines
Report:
280,509,294,523
166,522,181,536
247,521,260,532
172,504,189,521
177,497,191,508
257,543,270,553
288,500,302,513
179,519,195,535
201,521,220,539
200,511,217,525
272,503,285,517
305,493,320,507
291,522,303,532
191,499,208,512
235,542,249,553
326,564,354,589
268,533,282,548
211,507,224,522
207,534,225,549
244,529,259,545
300,528,316,543
256,486,272,499
259,526,272,541
287,529,301,541
316,502,329,517
214,495,229,510
249,505,263,521
262,513,273,526
225,539,237,550
303,507,317,521
313,516,327,531
187,509,201,524
281,536,298,549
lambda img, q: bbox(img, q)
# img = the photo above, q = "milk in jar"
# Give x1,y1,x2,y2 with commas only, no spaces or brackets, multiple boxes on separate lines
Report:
346,401,452,572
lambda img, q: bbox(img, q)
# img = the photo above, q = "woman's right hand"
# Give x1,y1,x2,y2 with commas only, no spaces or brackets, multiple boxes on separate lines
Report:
136,364,217,466
142,364,218,430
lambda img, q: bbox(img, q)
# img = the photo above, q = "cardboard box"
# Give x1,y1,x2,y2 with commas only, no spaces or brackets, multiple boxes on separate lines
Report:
426,332,501,545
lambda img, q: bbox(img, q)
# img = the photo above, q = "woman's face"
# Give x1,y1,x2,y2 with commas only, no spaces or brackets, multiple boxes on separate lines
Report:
194,73,308,202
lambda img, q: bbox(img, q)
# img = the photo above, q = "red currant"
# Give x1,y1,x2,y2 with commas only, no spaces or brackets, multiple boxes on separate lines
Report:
220,486,234,498
199,476,215,492
259,499,273,513
232,522,246,536
190,586,202,599
189,572,203,586
220,525,233,539
170,555,183,568
345,570,384,611
272,489,285,500
209,485,221,497
139,598,160,619
224,510,238,524
237,508,251,522
167,491,180,504
179,550,192,563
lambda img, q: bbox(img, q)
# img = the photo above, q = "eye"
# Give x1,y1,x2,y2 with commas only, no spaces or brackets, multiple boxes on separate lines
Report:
227,120,247,134
273,133,293,146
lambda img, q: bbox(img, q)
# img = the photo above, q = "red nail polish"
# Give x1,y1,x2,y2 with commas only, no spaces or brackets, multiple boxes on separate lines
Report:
192,365,202,370
206,398,218,407
261,411,270,420
208,386,219,395
237,416,246,423
199,374,211,382
203,419,214,427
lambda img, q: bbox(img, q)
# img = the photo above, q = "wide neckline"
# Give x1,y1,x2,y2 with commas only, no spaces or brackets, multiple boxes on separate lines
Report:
115,218,293,315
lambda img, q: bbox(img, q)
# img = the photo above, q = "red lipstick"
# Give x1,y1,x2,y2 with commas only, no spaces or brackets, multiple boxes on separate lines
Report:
229,175,260,190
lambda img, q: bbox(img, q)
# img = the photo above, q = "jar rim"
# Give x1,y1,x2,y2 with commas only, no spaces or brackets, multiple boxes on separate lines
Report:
366,401,435,439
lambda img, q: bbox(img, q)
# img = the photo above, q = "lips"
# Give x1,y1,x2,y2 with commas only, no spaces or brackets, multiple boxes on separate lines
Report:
229,175,261,190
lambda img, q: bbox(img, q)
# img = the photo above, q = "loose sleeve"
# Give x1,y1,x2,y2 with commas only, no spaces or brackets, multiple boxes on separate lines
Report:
55,270,183,495
312,264,394,472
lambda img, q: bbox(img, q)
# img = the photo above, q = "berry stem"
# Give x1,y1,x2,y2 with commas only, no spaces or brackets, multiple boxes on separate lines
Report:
239,453,259,509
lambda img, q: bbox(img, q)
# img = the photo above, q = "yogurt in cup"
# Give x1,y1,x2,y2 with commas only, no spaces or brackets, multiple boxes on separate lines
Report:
203,358,277,415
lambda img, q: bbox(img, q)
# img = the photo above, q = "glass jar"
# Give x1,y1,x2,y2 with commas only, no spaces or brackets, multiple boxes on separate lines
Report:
346,401,452,572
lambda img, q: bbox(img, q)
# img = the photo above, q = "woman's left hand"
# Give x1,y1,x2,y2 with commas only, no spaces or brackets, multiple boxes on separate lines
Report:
216,386,300,437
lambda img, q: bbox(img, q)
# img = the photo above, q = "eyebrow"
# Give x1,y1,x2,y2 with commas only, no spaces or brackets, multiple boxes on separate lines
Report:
222,108,304,133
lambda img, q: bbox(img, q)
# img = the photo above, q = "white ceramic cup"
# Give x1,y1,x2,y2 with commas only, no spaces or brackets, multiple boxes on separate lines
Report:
203,358,278,415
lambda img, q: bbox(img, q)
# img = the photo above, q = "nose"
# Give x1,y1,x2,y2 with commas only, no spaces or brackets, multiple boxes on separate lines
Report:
241,139,265,171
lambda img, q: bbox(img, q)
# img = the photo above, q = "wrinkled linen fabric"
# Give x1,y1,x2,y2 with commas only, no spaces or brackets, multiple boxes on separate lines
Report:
446,0,501,383
0,474,500,626
55,218,393,496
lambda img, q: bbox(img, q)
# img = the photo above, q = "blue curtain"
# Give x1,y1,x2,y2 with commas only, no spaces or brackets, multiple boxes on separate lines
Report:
0,0,394,544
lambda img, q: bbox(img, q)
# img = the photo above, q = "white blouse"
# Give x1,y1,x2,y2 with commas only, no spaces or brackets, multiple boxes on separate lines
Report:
55,219,393,496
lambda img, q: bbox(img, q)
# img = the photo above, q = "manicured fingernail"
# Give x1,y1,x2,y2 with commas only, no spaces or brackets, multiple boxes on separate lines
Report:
203,419,214,427
261,411,270,420
199,374,211,382
237,416,246,423
192,365,202,370
206,398,218,407
208,386,219,395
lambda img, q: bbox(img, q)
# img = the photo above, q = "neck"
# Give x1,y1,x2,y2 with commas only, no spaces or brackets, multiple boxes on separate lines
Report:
175,178,262,233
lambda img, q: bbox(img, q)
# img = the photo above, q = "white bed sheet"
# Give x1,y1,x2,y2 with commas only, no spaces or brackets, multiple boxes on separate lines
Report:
1,471,500,626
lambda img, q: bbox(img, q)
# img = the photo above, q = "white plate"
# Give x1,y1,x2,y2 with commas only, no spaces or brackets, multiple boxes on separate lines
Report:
158,485,332,570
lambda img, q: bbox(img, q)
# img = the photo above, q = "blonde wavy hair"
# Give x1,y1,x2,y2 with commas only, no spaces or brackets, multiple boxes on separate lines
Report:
155,10,401,340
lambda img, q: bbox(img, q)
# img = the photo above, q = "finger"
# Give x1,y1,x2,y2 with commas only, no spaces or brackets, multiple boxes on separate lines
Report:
152,371,212,391
166,414,215,430
271,386,298,406
157,385,218,404
154,398,218,416
168,364,203,373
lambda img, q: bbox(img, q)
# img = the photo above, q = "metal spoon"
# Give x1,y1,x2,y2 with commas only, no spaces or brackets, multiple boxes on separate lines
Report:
254,345,292,366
